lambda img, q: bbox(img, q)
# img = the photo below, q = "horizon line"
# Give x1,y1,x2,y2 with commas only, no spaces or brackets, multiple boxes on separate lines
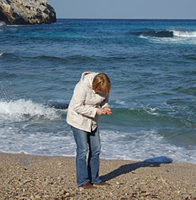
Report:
56,18,196,20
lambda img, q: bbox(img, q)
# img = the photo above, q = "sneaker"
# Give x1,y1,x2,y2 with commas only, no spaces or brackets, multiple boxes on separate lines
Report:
79,182,96,189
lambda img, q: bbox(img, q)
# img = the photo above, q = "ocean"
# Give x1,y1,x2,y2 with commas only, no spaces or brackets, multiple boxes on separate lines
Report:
0,19,196,163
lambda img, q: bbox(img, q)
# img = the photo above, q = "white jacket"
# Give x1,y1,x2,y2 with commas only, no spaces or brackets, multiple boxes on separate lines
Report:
66,72,109,132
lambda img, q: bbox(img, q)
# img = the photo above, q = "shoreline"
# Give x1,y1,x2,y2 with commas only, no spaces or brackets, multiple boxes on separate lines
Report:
0,152,196,199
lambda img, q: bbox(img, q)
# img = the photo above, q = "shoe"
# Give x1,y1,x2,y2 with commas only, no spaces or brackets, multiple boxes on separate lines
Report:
95,181,109,186
79,182,96,189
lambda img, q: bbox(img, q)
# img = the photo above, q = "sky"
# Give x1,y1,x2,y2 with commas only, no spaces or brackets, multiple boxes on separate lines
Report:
47,0,196,19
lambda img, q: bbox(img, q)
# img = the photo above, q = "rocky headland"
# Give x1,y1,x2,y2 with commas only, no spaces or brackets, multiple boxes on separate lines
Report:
0,0,56,25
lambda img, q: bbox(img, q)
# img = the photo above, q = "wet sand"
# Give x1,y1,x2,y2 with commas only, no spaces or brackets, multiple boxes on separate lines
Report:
0,152,196,199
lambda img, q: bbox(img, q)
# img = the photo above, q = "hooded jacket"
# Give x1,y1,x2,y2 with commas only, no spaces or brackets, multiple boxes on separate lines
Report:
66,72,109,132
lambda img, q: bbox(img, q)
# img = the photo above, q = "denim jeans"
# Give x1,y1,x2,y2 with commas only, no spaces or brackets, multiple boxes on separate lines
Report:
71,126,101,187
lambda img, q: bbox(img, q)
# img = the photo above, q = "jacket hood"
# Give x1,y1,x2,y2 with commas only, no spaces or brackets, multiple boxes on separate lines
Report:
80,72,99,88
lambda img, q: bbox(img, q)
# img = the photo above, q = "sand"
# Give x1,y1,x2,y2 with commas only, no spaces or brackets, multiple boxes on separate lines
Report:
0,152,196,200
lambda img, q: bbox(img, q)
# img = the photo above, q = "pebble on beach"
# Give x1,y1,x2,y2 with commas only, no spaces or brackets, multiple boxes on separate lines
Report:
0,152,196,199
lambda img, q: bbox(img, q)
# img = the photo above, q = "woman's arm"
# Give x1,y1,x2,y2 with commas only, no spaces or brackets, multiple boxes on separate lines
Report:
100,94,109,108
71,83,97,118
100,94,112,115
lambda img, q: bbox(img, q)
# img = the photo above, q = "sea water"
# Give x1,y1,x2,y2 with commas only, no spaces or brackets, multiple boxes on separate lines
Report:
0,19,196,163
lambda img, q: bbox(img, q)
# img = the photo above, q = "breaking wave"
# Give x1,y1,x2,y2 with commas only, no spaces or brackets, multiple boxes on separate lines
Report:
0,21,5,26
139,30,196,38
173,30,196,37
0,99,62,121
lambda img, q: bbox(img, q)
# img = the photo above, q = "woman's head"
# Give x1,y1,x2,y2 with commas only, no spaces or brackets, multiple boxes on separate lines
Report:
92,73,111,94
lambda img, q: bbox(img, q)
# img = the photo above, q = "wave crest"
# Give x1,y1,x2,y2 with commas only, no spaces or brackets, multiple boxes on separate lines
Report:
140,30,196,38
173,30,196,37
0,99,60,121
0,21,6,26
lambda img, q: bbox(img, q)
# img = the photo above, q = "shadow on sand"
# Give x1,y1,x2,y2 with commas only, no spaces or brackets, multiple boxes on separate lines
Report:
100,156,173,182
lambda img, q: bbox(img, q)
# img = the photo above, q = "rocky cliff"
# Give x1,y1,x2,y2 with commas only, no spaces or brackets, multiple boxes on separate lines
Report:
0,0,56,25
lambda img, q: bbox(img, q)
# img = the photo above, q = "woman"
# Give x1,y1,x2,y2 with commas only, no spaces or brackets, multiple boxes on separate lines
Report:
66,72,112,189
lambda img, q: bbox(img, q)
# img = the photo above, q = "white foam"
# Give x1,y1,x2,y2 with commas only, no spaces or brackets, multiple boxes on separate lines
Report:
147,36,196,45
1,126,196,163
145,108,159,115
0,53,3,56
0,126,76,157
139,30,196,45
0,99,196,164
173,30,196,38
0,21,5,26
139,35,148,39
115,100,126,106
0,99,60,121
100,129,196,163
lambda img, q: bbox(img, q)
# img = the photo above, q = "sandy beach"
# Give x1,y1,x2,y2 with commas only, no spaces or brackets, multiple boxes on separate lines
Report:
0,152,196,200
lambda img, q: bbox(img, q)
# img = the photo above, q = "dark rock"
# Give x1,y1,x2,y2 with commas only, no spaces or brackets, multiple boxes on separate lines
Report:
0,0,56,25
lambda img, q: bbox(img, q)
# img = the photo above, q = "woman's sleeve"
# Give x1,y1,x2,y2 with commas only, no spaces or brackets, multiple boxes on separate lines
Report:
71,83,97,118
100,94,109,108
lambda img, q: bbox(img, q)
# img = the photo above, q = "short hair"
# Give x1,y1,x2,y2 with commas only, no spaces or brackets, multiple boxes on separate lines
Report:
92,73,111,94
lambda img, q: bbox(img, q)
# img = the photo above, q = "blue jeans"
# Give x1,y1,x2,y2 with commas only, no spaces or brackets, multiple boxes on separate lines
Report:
71,126,102,187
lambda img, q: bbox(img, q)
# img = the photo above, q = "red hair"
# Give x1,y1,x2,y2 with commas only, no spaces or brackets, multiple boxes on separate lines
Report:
92,73,111,94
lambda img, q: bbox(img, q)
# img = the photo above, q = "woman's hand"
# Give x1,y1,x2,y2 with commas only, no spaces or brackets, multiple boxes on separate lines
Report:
104,107,112,115
96,107,112,116
96,108,107,115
